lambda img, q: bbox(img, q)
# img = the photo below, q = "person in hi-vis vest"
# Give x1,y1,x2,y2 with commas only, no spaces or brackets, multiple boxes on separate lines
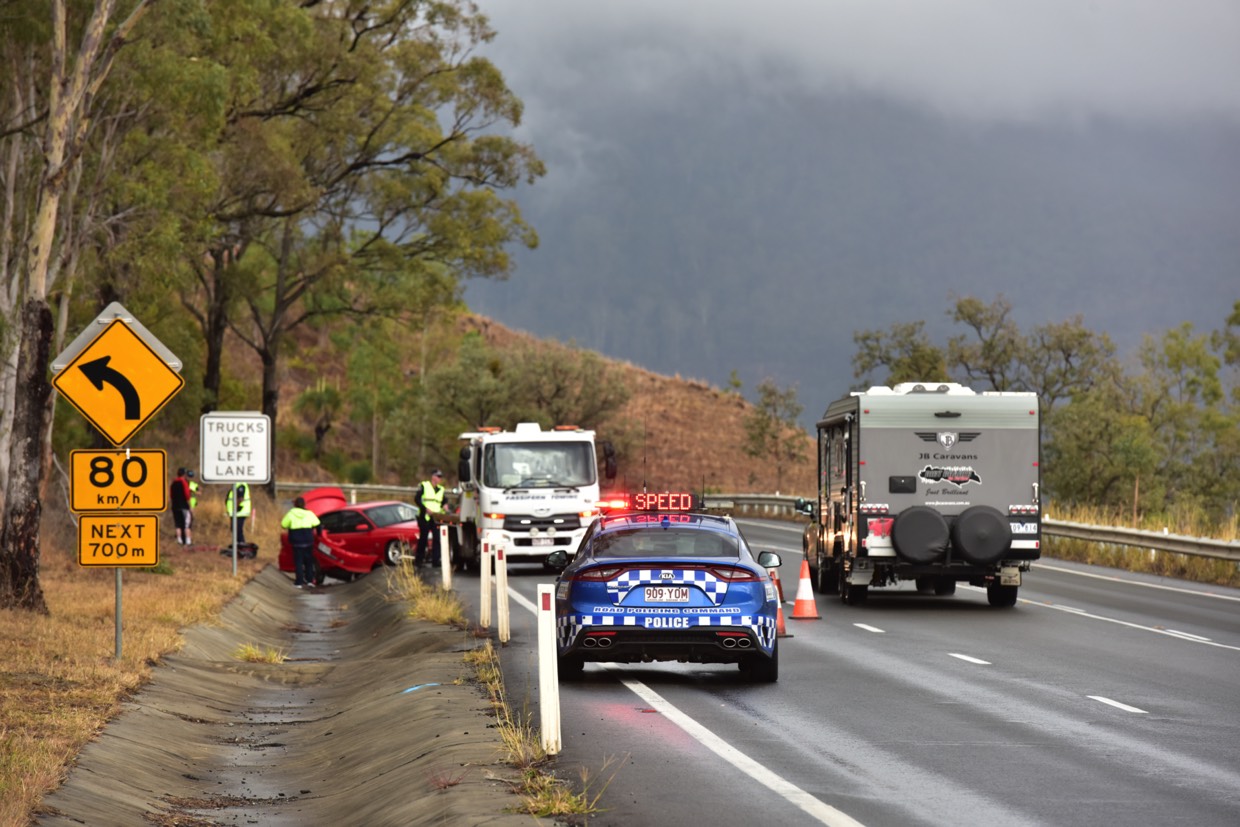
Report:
412,470,445,566
225,482,252,544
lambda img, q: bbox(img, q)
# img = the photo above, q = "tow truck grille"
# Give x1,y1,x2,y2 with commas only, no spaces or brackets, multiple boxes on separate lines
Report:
502,514,582,532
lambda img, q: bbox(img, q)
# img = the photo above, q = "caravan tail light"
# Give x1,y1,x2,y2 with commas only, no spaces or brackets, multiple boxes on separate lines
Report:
1008,504,1039,515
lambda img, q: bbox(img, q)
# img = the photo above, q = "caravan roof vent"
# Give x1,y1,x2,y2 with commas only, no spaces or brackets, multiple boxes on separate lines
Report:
891,382,973,395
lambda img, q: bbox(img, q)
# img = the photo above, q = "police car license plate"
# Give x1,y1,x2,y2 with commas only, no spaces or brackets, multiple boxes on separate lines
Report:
645,586,689,603
532,537,553,546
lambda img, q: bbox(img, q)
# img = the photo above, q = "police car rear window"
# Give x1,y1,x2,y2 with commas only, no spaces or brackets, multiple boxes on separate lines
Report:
592,529,739,559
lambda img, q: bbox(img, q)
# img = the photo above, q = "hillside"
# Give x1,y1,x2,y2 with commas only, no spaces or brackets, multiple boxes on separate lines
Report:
461,315,817,496
168,312,817,498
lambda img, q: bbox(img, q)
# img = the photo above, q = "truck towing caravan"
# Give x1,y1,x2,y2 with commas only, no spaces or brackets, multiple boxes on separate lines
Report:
455,423,615,570
796,382,1041,607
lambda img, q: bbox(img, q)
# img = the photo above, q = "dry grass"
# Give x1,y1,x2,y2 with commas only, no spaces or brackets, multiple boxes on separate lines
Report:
0,497,270,827
232,642,287,664
1045,503,1240,587
387,562,468,628
461,638,617,819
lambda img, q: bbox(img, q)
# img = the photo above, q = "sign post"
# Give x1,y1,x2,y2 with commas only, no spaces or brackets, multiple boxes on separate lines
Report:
51,304,181,660
200,412,272,575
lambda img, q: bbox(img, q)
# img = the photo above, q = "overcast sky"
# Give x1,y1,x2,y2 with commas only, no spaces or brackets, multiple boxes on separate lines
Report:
464,1,1240,413
479,1,1240,124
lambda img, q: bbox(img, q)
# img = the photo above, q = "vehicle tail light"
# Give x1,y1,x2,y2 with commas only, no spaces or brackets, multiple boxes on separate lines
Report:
572,566,625,581
707,566,760,582
1008,504,1039,515
859,503,889,515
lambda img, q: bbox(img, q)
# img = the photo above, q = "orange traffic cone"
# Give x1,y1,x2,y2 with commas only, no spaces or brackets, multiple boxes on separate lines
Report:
790,559,821,620
768,568,791,637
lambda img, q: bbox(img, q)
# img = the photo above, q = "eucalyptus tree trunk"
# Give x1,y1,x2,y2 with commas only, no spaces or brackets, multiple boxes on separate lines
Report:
0,0,155,612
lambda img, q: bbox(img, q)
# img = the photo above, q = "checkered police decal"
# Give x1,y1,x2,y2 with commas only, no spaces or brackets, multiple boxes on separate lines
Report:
606,568,728,605
556,614,778,652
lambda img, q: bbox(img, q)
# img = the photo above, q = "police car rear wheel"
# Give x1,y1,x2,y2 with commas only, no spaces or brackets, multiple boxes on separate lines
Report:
558,654,585,681
741,639,778,683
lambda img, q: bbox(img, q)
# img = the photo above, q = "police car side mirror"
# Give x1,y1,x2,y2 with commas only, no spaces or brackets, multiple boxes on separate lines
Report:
545,550,570,571
757,551,782,569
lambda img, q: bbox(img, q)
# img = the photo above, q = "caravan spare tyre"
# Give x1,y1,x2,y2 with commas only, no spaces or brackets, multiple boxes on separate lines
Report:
951,505,1012,565
891,506,949,564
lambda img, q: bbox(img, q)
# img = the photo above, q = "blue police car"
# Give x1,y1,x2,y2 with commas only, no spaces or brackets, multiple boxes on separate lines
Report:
546,492,782,682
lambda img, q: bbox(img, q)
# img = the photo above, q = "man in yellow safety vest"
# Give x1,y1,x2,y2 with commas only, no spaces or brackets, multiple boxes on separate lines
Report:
225,482,252,544
412,469,445,567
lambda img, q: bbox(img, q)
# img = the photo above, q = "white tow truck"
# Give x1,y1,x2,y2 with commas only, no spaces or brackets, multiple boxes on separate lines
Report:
455,423,616,570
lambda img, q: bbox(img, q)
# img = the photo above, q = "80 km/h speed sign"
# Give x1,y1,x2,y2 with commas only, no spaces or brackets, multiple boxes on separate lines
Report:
70,449,166,513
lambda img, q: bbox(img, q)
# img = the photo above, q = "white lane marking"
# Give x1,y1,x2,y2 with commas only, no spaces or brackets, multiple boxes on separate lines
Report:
1088,695,1149,714
1037,602,1240,653
853,623,885,634
949,653,991,665
1165,629,1212,642
512,585,865,826
607,667,866,827
1035,562,1240,603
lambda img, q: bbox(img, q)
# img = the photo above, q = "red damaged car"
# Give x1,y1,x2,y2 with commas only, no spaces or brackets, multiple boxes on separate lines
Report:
278,487,420,584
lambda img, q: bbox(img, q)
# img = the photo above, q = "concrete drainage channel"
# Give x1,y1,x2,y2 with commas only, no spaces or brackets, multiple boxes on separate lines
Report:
35,567,539,826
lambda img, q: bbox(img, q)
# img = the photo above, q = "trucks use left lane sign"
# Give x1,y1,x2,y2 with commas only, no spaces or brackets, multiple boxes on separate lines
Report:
53,318,184,446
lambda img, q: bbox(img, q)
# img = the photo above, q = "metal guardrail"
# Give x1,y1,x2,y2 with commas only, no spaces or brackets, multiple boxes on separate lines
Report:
1040,518,1240,563
276,483,1240,562
701,494,1240,563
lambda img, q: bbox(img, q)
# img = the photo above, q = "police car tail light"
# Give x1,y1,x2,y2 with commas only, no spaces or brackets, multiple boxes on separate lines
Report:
707,566,760,582
573,566,624,582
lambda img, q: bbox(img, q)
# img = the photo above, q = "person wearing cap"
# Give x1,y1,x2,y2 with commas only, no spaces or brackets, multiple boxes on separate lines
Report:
281,496,321,588
412,469,446,567
170,467,192,546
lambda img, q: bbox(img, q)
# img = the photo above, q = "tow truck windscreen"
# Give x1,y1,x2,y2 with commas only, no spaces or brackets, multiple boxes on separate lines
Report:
482,441,596,488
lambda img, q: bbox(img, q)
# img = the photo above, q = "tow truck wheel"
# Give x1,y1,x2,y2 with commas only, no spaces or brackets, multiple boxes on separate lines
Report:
384,540,404,567
460,529,479,573
558,653,585,682
987,583,1018,607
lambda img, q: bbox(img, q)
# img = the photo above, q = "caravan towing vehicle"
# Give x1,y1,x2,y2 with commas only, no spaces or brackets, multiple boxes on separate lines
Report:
455,423,616,571
795,382,1041,607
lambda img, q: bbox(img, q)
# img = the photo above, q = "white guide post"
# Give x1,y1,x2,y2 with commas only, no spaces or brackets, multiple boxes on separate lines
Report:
537,584,561,754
